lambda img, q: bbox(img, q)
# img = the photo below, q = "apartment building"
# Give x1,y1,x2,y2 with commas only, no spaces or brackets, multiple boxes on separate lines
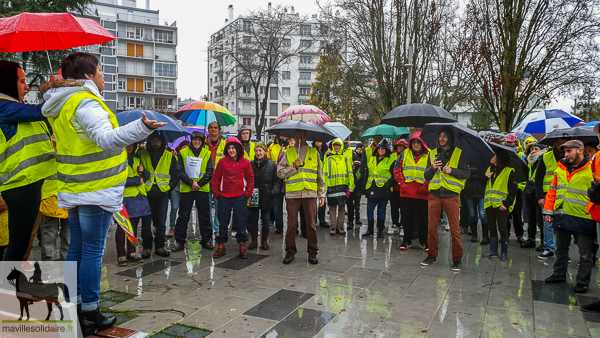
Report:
207,5,334,136
81,0,178,114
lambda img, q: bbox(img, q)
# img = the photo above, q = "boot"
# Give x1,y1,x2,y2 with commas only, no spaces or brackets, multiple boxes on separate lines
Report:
248,230,259,250
480,223,490,245
500,239,509,261
377,220,385,238
470,222,478,242
363,220,375,237
239,243,248,259
213,243,226,258
261,230,270,250
355,210,363,225
80,308,117,337
482,237,498,258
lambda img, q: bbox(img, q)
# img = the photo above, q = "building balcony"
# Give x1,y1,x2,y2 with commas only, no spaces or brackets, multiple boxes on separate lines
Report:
117,51,154,59
116,13,177,27
213,66,223,74
116,31,177,45
117,67,153,76
299,46,321,54
238,92,255,99
212,49,224,59
298,63,317,70
238,109,256,115
118,89,154,94
213,81,223,88
155,71,178,78
298,94,310,101
213,96,223,103
155,88,177,94
298,79,312,86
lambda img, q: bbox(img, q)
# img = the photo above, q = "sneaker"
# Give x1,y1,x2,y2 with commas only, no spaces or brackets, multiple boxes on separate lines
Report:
421,257,436,266
538,250,555,260
399,241,409,251
451,261,461,272
387,225,397,235
172,242,185,252
330,230,336,235
421,243,429,252
574,283,588,294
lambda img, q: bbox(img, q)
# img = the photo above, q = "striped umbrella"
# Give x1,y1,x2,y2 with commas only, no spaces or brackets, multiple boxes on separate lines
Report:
274,105,332,125
175,101,236,127
512,109,583,134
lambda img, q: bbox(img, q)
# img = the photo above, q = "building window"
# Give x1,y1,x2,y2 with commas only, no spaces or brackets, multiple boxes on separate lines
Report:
282,71,291,80
270,103,278,116
155,98,174,110
144,81,152,92
299,72,311,80
154,30,173,43
300,40,311,48
300,25,311,36
243,21,252,31
282,87,290,96
300,88,311,96
127,96,135,108
282,103,290,112
136,97,143,108
155,62,177,77
118,80,125,90
155,79,176,94
270,87,278,100
260,86,266,94
243,117,252,125
300,56,312,64
282,39,291,47
242,85,252,94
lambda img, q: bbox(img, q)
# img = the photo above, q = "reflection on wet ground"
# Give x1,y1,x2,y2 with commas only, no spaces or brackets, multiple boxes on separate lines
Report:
83,202,600,337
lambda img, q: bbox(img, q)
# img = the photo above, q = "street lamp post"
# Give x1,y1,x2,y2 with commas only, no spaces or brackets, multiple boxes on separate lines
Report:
406,45,413,105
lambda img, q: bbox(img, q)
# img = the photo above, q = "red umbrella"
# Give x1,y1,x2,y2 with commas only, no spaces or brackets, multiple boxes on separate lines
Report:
0,12,116,73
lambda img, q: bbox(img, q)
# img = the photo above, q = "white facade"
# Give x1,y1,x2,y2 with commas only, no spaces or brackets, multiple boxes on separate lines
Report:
82,0,178,114
207,6,327,137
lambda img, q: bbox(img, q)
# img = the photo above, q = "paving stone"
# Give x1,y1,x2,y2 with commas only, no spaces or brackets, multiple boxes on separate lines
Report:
244,289,315,321
115,260,184,278
260,308,335,338
161,324,192,336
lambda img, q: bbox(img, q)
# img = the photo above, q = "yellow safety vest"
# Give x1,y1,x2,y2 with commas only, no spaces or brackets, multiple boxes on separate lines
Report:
484,166,516,212
324,153,355,191
268,143,281,162
213,139,226,166
428,148,466,193
402,149,429,184
140,149,172,193
285,147,319,192
542,151,558,193
552,162,593,219
0,98,56,192
123,157,147,198
48,93,126,194
39,175,68,218
365,156,394,189
180,146,211,193
41,175,58,200
243,141,255,161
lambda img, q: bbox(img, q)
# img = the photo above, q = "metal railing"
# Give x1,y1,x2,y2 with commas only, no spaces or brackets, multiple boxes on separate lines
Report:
117,67,153,76
213,96,223,103
298,79,312,86
116,13,177,27
238,109,256,115
213,66,223,73
213,81,223,88
298,94,310,101
117,51,154,59
115,31,176,44
155,88,177,94
298,63,317,70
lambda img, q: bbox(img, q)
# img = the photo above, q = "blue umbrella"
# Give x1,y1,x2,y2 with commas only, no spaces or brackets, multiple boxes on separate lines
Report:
323,122,352,140
584,121,600,127
512,109,583,134
115,110,190,143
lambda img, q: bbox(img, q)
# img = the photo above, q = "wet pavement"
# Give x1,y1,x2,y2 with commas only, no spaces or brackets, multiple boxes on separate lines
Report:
29,202,600,337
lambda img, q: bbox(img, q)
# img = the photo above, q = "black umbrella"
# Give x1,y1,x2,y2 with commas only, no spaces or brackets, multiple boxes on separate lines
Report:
420,122,494,173
381,103,457,128
538,126,598,146
488,142,529,183
265,120,337,143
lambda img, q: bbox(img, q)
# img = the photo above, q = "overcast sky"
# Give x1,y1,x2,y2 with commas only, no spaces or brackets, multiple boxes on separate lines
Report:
144,0,573,112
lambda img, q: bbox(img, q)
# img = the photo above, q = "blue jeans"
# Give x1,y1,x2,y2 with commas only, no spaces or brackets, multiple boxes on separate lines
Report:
466,198,487,224
248,208,271,231
216,195,248,244
273,193,284,231
209,190,220,236
543,216,556,251
367,198,387,221
169,188,180,228
65,205,112,311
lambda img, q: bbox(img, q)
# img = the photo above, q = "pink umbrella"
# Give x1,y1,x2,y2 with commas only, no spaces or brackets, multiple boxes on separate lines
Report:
274,105,332,125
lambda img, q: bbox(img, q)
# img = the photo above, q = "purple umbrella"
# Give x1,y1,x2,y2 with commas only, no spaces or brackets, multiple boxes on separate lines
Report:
168,127,207,149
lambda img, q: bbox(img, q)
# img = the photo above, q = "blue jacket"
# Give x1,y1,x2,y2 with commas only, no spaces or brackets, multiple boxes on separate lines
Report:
0,95,47,141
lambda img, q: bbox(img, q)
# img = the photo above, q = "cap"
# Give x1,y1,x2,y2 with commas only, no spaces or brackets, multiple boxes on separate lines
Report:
255,142,268,152
505,134,517,142
559,140,584,151
191,131,205,140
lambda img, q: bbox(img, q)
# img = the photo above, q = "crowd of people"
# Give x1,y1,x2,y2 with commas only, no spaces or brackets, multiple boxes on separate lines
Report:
2,52,600,336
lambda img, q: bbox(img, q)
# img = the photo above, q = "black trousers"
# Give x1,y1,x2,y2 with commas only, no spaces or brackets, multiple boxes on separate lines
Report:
134,215,153,251
175,191,211,245
486,207,510,239
147,193,169,249
552,228,594,286
509,190,524,237
390,190,401,226
400,197,428,244
2,180,43,261
347,191,361,222
524,196,542,240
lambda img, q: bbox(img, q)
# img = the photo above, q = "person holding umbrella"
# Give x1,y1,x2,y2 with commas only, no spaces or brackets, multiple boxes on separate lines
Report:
323,139,355,235
543,140,595,294
421,127,471,271
277,129,327,264
482,149,518,261
41,52,165,335
347,143,365,230
521,143,548,249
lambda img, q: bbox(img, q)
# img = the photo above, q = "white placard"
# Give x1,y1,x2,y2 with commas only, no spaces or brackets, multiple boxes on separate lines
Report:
185,156,202,179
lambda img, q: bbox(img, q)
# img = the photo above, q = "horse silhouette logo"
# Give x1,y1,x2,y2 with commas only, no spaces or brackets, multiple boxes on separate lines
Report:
6,262,69,321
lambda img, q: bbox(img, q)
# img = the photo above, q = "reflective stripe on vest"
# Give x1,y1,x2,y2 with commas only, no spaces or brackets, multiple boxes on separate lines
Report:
484,166,516,212
553,163,593,219
140,149,172,193
428,148,466,193
285,147,319,192
542,151,558,193
402,149,429,184
123,157,147,198
0,97,56,192
47,93,126,194
365,156,393,189
180,147,211,193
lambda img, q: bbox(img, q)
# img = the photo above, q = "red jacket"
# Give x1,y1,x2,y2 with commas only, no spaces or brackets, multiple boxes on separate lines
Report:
212,137,254,199
393,132,430,200
392,139,409,191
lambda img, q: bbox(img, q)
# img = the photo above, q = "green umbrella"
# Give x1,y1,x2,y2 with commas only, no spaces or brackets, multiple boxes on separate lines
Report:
362,124,409,138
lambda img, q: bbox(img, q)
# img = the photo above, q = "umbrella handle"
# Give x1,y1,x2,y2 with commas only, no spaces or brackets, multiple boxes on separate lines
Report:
45,50,53,75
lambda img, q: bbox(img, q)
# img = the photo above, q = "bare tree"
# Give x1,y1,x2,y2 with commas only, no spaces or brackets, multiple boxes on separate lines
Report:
219,5,318,139
462,0,600,131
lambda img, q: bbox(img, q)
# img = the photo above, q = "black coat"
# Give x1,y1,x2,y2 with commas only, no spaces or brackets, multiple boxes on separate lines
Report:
250,158,282,210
